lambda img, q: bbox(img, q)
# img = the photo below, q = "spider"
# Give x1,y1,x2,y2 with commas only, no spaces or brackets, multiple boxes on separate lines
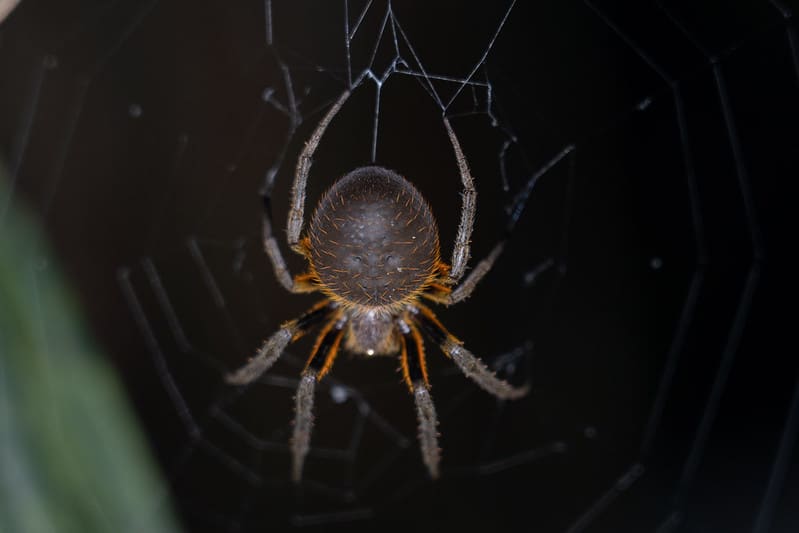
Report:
226,87,529,482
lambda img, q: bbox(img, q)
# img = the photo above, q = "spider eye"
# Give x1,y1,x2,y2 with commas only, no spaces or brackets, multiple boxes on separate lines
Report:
384,254,400,268
353,255,363,263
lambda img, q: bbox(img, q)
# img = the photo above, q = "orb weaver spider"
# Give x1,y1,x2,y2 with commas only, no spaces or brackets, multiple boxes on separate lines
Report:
226,87,529,482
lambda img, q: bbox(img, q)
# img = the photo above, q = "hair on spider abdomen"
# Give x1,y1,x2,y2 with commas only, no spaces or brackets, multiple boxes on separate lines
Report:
307,166,441,308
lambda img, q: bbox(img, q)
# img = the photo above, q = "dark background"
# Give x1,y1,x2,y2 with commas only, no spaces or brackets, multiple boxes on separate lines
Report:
1,1,796,531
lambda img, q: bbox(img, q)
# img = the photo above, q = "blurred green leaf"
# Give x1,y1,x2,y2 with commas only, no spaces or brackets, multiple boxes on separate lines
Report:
0,167,181,533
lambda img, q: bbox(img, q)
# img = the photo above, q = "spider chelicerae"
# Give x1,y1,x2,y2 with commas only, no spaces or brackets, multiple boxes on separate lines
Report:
226,87,529,481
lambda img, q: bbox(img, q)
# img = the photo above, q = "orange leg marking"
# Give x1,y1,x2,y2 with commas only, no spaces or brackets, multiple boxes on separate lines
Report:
399,318,431,391
410,322,429,386
290,299,332,342
303,314,345,380
426,283,452,294
434,260,451,278
292,270,320,293
294,272,317,283
317,328,345,380
293,235,312,256
421,282,452,304
415,303,461,354
399,334,413,393
304,317,336,372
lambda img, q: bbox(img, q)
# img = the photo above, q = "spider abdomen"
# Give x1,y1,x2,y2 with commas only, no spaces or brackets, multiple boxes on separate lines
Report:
308,166,440,308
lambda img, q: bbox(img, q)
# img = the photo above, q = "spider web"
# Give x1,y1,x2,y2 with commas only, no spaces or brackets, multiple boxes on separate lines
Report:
0,0,796,531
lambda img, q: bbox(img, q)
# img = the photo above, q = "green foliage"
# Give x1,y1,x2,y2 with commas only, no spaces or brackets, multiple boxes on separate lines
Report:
0,169,181,533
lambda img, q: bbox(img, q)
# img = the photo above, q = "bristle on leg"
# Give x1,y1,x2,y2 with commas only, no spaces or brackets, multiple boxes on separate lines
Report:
225,327,294,385
445,339,529,400
413,383,440,479
291,371,317,483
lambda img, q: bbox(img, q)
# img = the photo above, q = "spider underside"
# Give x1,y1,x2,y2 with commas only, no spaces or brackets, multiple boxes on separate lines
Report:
226,88,529,482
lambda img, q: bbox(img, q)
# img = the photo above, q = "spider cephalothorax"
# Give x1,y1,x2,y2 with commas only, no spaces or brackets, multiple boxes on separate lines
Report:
226,88,528,482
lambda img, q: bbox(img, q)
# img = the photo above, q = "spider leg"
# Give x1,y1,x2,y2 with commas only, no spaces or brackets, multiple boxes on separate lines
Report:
410,304,529,400
261,194,318,293
413,386,439,479
423,242,505,305
447,242,504,303
291,314,346,482
287,89,352,251
291,371,317,483
442,117,477,284
302,314,346,380
260,87,352,292
398,318,440,479
225,300,335,385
